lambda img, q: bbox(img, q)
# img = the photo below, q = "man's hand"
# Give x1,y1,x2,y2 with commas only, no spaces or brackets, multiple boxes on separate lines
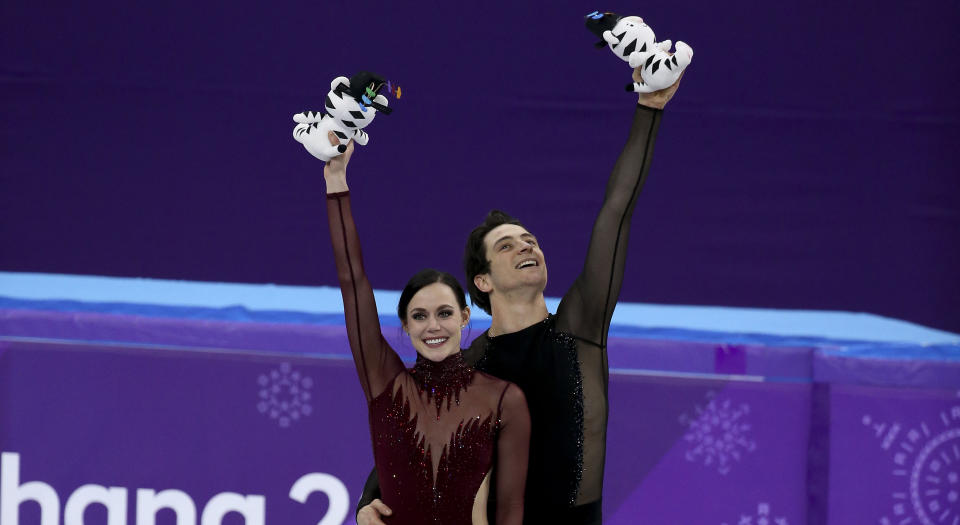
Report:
323,131,354,193
635,69,685,110
356,499,392,525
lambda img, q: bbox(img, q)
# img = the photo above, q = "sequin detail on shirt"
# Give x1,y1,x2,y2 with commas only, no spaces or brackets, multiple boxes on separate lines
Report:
410,352,474,419
478,316,586,509
552,328,585,506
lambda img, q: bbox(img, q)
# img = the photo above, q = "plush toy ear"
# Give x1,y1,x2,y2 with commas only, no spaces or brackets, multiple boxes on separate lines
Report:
602,30,619,45
330,76,350,91
374,94,388,107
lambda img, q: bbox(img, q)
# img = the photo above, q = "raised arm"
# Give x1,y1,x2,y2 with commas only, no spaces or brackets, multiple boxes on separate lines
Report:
494,383,531,525
556,76,682,347
324,134,405,402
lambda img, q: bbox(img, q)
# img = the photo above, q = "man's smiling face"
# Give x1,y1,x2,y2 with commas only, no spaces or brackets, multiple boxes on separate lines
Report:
478,223,548,298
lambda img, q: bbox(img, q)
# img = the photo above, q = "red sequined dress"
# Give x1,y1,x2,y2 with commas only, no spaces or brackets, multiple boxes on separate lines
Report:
327,191,530,525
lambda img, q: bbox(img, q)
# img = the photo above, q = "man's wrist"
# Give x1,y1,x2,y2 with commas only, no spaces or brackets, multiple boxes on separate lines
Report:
637,94,668,110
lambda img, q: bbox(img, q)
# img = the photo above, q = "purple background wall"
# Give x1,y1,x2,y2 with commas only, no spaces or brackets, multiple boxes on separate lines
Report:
2,3,958,332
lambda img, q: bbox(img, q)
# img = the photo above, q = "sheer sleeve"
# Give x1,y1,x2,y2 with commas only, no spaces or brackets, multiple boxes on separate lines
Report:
327,191,406,402
556,104,662,347
494,383,530,525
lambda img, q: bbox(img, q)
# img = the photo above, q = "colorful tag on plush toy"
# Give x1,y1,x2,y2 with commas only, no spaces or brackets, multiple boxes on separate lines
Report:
292,71,392,162
585,11,692,93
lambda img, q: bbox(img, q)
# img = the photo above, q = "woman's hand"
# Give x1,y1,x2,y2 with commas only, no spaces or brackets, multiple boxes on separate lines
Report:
323,131,354,193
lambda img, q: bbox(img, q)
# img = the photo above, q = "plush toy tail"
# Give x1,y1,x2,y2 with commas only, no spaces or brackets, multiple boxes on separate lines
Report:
293,122,319,142
353,129,369,146
627,82,658,94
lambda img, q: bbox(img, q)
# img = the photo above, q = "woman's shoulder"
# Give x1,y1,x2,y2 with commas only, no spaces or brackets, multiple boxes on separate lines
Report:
471,369,523,397
470,367,504,384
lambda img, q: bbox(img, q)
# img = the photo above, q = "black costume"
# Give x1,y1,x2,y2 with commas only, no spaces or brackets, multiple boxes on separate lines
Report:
357,104,662,525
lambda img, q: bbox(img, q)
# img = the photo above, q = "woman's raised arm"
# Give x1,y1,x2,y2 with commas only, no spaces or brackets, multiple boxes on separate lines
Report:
324,133,405,401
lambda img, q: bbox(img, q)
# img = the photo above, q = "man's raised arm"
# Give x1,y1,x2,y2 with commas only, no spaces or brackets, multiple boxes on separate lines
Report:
556,72,683,345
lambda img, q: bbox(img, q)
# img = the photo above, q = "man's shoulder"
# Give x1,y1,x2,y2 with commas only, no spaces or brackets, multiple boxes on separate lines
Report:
463,332,489,366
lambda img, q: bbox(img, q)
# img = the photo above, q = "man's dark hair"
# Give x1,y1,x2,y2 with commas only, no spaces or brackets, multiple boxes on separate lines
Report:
397,269,468,321
463,210,525,315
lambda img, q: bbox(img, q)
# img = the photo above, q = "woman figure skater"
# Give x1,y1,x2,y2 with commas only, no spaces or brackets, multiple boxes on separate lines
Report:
321,132,531,525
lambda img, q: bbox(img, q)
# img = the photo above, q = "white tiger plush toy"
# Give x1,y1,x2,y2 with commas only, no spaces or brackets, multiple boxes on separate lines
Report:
292,71,391,162
585,11,692,93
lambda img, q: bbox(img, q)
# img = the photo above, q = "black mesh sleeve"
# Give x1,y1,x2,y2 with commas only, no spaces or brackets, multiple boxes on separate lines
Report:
354,466,382,519
556,104,662,346
555,104,662,507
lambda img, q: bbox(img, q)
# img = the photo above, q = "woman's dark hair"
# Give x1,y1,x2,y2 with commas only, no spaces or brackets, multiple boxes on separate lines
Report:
463,210,525,315
397,269,468,321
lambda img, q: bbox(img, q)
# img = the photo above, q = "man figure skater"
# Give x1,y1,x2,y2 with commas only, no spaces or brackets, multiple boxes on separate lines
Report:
355,69,683,525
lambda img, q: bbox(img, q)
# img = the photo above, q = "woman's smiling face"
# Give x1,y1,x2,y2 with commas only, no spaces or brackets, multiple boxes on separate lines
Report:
403,282,470,362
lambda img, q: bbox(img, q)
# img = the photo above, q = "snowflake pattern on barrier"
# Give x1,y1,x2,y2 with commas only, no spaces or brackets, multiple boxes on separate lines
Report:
257,362,313,428
721,502,789,525
866,405,960,525
678,390,757,475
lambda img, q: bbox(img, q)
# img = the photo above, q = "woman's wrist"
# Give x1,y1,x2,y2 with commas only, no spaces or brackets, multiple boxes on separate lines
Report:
324,170,348,193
